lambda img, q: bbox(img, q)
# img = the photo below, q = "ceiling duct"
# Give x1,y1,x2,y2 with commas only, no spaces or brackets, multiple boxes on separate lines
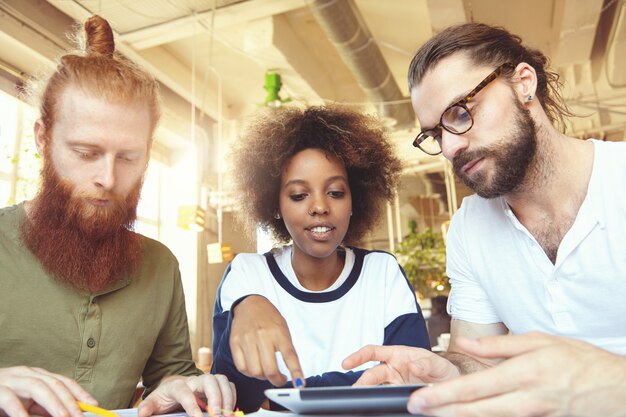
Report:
307,0,415,129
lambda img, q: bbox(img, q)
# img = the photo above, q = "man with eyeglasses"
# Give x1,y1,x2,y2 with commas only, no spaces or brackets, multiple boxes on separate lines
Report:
343,22,626,416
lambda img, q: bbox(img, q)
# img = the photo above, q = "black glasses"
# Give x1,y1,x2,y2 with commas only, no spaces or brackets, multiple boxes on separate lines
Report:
413,63,515,155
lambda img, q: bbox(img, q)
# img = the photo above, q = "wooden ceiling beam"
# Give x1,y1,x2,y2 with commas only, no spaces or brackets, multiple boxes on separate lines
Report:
118,0,304,50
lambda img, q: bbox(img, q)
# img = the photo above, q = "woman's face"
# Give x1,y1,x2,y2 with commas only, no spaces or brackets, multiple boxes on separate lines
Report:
278,148,352,261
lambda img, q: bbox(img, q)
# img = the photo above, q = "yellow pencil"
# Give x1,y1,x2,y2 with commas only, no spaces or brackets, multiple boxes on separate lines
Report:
77,401,119,417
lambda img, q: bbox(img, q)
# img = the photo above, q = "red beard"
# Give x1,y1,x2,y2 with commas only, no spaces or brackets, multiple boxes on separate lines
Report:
22,157,144,293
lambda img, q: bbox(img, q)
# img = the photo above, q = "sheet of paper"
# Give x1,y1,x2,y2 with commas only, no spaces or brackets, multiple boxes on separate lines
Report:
85,410,222,417
87,407,419,417
109,409,139,417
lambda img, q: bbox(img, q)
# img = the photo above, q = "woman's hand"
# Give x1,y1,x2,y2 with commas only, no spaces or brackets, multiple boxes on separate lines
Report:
230,296,305,387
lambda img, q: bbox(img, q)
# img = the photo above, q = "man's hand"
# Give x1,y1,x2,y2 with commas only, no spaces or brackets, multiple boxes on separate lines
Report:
230,295,304,387
138,374,235,417
342,345,460,385
0,366,97,417
407,332,626,417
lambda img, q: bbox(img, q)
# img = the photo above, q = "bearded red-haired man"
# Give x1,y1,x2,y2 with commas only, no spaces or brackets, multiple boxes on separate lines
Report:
0,15,234,417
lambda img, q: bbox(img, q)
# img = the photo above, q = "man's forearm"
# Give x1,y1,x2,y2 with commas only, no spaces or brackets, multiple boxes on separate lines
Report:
439,351,491,374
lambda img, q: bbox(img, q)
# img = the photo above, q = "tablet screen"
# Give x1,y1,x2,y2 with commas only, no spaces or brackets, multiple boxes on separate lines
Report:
265,384,427,414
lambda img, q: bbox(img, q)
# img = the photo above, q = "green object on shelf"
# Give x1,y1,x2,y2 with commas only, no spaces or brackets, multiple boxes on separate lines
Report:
264,72,283,108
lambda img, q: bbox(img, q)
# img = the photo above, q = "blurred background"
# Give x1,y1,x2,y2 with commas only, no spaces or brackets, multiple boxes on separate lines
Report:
1,0,625,358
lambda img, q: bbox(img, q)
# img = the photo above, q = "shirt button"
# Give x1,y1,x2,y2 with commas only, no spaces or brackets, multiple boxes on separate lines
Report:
87,338,96,348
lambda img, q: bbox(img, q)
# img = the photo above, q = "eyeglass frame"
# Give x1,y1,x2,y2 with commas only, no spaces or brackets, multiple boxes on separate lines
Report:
412,62,516,155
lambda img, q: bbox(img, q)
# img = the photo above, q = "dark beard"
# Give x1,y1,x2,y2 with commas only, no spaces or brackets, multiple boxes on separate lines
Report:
452,100,538,199
21,156,143,293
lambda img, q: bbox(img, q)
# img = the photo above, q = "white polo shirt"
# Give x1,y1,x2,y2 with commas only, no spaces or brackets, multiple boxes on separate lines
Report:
446,139,626,354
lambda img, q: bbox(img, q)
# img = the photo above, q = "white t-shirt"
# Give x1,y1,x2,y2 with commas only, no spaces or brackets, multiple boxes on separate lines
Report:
446,139,626,354
211,245,430,412
215,246,425,377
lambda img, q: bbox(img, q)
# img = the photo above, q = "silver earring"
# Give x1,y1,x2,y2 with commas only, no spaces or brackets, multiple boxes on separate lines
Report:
527,95,533,101
274,213,281,220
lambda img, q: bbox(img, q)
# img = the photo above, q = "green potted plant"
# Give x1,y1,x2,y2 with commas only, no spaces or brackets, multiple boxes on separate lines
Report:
394,220,449,298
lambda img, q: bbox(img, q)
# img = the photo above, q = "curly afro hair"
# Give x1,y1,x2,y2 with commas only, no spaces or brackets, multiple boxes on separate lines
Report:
230,104,403,245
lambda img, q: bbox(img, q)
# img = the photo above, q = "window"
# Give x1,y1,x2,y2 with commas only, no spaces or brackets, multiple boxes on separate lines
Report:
0,89,40,206
136,159,163,239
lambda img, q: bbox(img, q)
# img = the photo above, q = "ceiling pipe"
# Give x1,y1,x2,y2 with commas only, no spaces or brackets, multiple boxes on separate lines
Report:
307,0,415,129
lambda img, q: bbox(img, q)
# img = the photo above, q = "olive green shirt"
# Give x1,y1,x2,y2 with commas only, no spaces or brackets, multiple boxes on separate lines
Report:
0,203,202,409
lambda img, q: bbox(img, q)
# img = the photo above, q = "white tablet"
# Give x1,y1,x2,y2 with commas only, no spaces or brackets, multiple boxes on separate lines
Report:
264,384,427,415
